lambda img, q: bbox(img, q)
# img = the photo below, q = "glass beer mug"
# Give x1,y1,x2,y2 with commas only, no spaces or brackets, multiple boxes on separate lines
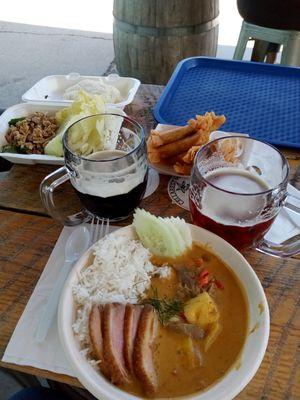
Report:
40,114,148,225
189,136,300,257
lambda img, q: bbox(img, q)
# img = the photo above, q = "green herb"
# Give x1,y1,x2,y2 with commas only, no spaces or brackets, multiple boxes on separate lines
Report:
8,117,25,127
1,145,18,153
1,144,29,154
145,288,183,325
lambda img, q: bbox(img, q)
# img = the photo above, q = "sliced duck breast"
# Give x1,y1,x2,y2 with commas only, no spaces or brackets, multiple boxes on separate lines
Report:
124,304,143,373
102,303,130,385
133,304,158,396
89,304,110,378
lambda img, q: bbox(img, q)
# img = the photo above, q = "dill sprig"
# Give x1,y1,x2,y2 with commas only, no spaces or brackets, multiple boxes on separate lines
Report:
144,288,183,325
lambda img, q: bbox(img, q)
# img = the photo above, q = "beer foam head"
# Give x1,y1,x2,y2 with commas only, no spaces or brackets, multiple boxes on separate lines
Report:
200,167,272,226
70,150,147,198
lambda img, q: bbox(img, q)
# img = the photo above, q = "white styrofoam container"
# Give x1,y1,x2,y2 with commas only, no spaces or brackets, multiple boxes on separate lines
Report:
22,74,140,109
0,103,125,165
0,103,64,165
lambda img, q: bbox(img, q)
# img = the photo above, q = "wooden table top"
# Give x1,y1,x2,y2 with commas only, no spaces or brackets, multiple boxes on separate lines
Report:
0,84,299,399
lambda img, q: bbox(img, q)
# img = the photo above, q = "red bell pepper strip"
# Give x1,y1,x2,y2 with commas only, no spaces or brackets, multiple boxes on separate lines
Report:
198,269,211,287
214,279,224,290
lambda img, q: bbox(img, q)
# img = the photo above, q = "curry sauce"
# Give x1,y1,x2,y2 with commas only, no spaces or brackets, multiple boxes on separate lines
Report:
121,242,248,398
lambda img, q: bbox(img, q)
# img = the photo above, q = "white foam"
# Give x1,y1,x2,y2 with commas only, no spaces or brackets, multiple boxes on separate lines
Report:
200,167,272,226
70,150,147,198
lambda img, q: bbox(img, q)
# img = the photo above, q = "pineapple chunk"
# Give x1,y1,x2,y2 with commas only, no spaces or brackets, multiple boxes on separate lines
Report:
180,337,197,369
184,292,219,329
204,322,222,351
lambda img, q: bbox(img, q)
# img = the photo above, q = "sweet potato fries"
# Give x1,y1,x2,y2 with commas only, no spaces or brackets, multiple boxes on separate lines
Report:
147,112,226,175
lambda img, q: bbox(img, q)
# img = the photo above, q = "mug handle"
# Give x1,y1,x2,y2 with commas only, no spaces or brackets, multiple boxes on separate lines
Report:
256,194,300,257
40,166,90,226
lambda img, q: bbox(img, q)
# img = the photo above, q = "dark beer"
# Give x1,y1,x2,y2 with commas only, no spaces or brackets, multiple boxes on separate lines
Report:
72,150,148,220
74,178,147,219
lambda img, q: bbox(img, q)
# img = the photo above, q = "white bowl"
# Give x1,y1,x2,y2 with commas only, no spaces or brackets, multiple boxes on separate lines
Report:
58,224,269,400
0,103,126,165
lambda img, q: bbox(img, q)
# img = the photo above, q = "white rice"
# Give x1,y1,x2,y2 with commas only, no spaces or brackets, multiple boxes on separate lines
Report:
72,233,171,350
63,79,122,103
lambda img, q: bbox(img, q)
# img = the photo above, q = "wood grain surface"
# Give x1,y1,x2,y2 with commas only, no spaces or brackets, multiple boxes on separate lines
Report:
0,84,299,399
113,0,218,84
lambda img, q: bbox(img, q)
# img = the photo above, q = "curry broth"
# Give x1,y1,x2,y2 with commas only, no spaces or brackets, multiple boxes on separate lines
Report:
121,243,248,398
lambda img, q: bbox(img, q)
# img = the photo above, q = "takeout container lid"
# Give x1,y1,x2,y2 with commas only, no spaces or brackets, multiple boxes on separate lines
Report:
0,102,125,165
21,73,140,109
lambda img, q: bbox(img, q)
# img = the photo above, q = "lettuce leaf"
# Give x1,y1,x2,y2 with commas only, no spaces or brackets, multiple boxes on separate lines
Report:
45,91,107,157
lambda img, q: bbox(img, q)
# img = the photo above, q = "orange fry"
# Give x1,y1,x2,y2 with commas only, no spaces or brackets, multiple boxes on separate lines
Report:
189,111,226,133
150,125,194,147
150,131,201,161
182,146,201,164
174,162,192,175
220,138,241,163
211,114,226,131
147,111,226,176
167,151,189,165
195,130,211,146
147,136,161,163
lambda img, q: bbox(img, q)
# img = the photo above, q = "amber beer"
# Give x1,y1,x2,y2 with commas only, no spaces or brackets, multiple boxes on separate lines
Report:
189,167,276,250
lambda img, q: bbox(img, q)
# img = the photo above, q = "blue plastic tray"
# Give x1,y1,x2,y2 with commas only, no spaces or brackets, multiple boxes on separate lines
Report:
153,57,300,149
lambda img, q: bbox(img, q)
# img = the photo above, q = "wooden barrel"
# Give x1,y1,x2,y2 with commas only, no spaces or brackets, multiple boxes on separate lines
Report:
113,0,219,85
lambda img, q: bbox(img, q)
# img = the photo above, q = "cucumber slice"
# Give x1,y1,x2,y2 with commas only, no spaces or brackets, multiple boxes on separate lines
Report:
160,217,186,255
44,117,79,157
170,217,192,248
44,131,63,156
133,209,180,257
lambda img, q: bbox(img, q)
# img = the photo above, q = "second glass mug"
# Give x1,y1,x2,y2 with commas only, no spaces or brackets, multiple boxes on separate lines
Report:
189,136,300,257
40,114,148,225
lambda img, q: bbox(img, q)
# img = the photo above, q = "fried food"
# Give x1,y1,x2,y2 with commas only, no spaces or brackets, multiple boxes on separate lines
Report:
150,125,194,147
174,163,192,175
182,146,201,164
147,131,201,163
147,111,226,175
188,112,226,132
220,138,242,163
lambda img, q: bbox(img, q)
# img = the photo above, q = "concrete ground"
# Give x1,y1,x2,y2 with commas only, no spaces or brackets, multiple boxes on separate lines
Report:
0,21,115,109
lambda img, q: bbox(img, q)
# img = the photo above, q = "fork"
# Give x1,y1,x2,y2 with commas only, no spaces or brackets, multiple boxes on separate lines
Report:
90,216,110,244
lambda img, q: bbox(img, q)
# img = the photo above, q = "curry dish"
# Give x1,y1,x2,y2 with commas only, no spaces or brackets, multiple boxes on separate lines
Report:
87,242,248,398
